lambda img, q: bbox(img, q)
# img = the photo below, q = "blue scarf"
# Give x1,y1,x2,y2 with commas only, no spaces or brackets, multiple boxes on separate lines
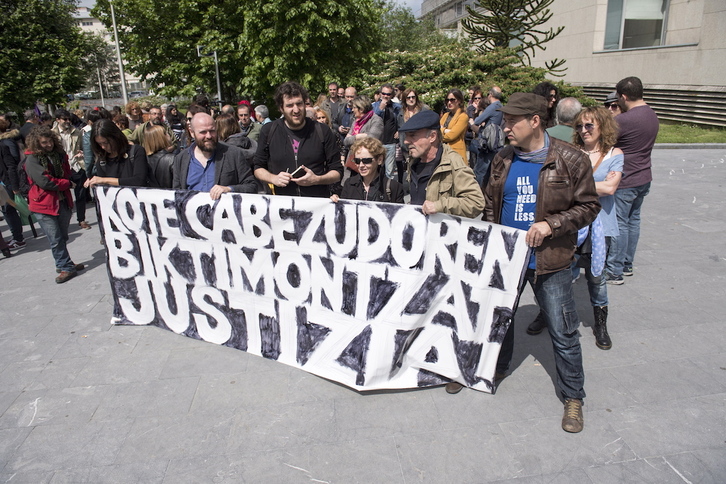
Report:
513,132,550,163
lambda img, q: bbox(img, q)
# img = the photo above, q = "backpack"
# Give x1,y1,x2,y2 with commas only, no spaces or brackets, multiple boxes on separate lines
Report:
480,121,505,153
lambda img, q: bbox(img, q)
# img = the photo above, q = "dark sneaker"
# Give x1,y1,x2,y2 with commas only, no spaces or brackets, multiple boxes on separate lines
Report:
2,248,11,258
623,266,633,276
56,264,85,273
445,382,464,394
7,240,26,250
605,273,624,285
526,312,547,335
562,398,584,433
55,271,78,284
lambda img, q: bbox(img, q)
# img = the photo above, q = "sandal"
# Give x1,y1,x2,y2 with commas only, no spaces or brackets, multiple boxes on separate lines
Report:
79,221,92,229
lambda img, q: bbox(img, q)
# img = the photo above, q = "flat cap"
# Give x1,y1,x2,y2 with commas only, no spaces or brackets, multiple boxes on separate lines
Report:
498,92,548,118
604,91,618,106
398,110,440,132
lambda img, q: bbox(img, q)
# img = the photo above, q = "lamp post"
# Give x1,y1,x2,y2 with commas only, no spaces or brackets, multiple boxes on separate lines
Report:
110,0,128,105
197,45,223,108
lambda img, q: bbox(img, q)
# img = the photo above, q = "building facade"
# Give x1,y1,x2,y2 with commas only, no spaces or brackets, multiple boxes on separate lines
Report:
421,0,726,126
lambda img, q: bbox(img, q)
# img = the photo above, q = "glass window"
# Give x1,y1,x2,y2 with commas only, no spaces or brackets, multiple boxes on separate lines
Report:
604,0,669,50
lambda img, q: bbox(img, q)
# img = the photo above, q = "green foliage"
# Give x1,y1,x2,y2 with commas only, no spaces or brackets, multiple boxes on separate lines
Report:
354,44,583,112
462,0,566,75
0,0,89,112
81,33,120,94
92,0,384,102
380,2,456,52
656,123,726,144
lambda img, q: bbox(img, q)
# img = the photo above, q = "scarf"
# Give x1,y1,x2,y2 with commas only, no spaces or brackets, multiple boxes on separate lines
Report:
40,151,64,178
513,132,551,164
352,110,374,136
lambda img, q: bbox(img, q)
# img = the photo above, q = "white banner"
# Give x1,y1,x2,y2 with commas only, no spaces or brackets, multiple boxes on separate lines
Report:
96,187,529,393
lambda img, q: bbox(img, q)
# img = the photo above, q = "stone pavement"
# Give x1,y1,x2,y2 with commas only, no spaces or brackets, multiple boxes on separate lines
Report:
0,148,724,483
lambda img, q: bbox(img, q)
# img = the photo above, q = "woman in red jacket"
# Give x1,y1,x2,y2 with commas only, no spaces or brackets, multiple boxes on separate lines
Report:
25,126,84,283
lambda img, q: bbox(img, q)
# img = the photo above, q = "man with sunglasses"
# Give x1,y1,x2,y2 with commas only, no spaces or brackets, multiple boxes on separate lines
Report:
483,93,600,433
372,83,401,180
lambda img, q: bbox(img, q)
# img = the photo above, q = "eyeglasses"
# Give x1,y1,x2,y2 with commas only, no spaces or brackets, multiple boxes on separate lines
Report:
575,123,596,131
381,92,392,97
446,98,457,103
473,97,481,100
547,94,557,99
406,95,417,99
353,157,375,165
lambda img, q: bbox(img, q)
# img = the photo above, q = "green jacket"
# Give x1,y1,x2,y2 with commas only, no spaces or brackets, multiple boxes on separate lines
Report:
425,145,485,219
127,122,178,149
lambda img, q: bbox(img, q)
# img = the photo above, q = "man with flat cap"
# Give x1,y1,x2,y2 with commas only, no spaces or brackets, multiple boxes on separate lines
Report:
399,110,484,218
484,92,601,433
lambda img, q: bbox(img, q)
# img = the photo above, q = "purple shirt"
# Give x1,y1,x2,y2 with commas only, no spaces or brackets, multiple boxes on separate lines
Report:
615,104,659,189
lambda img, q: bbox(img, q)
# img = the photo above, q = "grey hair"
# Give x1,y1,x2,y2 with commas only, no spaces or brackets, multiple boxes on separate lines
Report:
556,97,582,126
254,104,269,119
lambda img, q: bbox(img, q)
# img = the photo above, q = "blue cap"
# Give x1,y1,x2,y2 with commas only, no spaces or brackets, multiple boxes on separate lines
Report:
398,110,440,132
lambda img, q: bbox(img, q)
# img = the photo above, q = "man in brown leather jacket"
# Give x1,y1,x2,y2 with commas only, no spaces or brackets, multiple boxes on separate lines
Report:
483,93,600,433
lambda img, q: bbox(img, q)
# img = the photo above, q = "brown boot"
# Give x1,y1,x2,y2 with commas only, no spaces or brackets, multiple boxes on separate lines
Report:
593,306,612,350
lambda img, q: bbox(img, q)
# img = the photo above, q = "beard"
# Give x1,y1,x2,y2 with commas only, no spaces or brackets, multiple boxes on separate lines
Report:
197,138,216,154
151,118,164,126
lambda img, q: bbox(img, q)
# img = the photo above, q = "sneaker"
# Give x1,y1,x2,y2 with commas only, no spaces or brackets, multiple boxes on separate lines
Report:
55,270,78,284
605,273,624,285
445,382,464,394
623,266,633,276
562,398,584,433
2,248,11,258
7,240,26,251
526,312,547,335
79,221,92,229
56,264,85,273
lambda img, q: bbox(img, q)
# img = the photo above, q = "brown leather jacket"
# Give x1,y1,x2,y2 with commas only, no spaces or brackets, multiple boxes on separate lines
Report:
484,137,601,275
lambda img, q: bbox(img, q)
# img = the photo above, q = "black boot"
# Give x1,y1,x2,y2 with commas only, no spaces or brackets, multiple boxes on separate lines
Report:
593,306,611,350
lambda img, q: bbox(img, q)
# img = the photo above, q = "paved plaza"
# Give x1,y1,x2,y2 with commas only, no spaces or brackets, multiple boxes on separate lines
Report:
0,148,724,483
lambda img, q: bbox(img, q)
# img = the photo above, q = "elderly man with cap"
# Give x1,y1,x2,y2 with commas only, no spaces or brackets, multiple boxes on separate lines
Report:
399,110,484,218
483,92,600,433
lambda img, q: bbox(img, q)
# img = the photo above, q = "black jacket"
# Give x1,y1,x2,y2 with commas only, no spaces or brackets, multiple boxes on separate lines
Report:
340,174,405,204
96,144,148,187
173,141,256,193
147,150,175,189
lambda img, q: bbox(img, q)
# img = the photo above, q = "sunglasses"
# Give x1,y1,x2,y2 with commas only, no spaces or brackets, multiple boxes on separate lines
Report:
575,123,596,131
353,157,375,165
606,104,619,110
446,98,457,103
381,92,392,97
473,97,482,100
406,95,417,99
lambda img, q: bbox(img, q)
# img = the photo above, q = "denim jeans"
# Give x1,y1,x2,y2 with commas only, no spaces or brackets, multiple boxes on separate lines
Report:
606,182,650,276
497,268,586,400
572,253,608,307
383,143,397,180
34,203,76,272
2,185,24,242
474,150,495,187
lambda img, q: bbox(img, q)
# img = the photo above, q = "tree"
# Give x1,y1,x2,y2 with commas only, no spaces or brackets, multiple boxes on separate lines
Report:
0,0,89,112
462,0,566,75
92,0,384,103
354,43,591,113
81,33,120,96
379,2,456,52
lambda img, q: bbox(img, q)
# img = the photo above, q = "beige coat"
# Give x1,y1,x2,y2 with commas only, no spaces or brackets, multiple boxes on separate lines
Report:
426,145,484,219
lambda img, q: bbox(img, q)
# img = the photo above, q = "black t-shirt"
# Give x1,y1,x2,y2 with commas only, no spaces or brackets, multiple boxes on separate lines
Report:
409,145,443,205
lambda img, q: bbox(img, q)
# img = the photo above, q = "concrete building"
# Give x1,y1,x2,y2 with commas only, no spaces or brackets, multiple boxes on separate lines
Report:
421,0,726,126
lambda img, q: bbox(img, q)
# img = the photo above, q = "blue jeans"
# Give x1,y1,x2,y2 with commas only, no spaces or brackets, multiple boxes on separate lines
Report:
34,203,76,272
606,182,650,276
474,150,495,187
383,143,397,180
572,254,608,307
497,268,586,400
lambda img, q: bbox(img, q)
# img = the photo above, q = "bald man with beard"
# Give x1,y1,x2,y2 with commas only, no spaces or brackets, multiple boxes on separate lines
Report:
172,113,257,199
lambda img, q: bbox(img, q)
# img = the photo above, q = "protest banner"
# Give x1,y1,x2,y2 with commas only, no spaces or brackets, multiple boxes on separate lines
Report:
96,187,529,393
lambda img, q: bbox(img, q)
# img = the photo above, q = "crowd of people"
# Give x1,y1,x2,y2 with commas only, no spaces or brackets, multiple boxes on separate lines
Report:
0,75,658,435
